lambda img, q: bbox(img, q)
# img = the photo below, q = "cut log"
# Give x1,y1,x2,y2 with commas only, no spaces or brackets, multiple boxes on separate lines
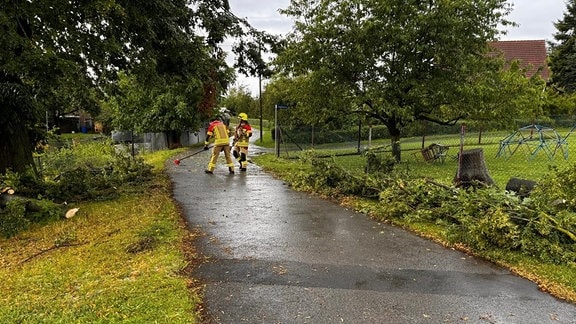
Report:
1,194,66,215
505,177,536,198
0,193,19,208
454,148,495,189
0,194,44,212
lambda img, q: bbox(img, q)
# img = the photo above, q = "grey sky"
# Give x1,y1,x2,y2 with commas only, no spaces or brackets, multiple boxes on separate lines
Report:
228,0,292,37
227,0,568,95
504,1,566,41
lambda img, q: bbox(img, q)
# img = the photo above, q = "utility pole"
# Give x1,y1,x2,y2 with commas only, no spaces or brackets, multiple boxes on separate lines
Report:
259,67,263,144
258,36,265,144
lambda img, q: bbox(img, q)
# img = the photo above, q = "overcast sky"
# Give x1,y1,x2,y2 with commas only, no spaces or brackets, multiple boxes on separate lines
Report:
226,0,568,95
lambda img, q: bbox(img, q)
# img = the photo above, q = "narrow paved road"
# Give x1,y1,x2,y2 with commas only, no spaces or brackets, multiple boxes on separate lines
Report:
168,132,576,324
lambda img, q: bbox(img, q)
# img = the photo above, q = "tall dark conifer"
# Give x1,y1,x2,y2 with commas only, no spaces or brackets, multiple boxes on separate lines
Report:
549,1,576,93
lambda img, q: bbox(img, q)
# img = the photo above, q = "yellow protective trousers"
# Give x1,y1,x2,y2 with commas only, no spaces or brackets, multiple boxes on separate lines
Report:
234,145,249,169
207,144,234,172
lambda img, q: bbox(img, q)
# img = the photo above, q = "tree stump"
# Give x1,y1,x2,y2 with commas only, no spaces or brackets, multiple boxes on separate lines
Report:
454,148,495,188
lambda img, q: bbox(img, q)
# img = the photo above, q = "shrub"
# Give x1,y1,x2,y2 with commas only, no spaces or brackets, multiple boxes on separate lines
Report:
38,139,152,202
0,199,29,238
0,137,153,237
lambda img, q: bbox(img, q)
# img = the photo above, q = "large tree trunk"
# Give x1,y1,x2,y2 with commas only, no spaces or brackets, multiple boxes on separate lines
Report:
166,130,181,149
454,148,495,189
391,135,401,162
386,123,401,162
0,70,37,175
0,115,36,175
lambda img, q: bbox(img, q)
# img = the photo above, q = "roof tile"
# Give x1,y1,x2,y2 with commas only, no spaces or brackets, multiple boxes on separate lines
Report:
488,40,549,80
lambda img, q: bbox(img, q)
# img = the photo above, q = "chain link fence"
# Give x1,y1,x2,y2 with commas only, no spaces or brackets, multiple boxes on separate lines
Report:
272,117,576,184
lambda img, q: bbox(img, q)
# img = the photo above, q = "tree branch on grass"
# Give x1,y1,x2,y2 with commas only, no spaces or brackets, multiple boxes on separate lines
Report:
19,229,122,264
19,241,87,264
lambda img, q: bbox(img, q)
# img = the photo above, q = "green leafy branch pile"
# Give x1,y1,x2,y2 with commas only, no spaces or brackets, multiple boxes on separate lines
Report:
0,138,153,238
286,151,576,266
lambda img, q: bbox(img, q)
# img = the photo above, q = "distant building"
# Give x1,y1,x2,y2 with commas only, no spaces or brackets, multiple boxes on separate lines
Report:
488,40,550,80
58,112,93,134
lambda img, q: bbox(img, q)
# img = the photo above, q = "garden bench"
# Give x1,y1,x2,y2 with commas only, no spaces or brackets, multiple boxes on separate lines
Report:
416,143,449,163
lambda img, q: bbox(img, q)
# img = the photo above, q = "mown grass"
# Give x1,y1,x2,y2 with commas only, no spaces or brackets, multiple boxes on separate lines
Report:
332,145,568,188
0,148,200,323
263,125,576,187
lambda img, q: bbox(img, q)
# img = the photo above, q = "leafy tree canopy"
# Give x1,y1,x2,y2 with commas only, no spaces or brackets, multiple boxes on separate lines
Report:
275,0,543,160
220,85,255,116
1,0,279,173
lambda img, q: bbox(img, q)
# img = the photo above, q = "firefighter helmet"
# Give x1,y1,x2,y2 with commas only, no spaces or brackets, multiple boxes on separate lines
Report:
238,113,248,121
213,108,231,126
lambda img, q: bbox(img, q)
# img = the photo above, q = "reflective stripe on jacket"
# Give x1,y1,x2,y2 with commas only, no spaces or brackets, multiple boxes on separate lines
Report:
207,121,230,146
234,124,252,147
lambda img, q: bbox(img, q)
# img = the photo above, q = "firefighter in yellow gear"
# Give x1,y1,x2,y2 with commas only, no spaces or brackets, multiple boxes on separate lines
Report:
232,112,252,171
204,115,234,174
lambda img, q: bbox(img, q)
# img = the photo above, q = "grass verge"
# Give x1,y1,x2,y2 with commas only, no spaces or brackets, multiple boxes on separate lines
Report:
0,148,201,323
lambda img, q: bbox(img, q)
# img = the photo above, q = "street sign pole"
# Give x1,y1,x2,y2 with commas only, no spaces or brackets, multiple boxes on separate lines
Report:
275,104,278,157
274,104,289,158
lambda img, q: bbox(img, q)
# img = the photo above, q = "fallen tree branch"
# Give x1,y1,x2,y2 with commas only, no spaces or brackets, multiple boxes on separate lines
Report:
92,229,122,246
424,178,453,191
19,242,87,264
19,229,121,264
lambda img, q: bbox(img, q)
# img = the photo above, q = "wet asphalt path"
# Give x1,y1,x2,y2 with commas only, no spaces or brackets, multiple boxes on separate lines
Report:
168,131,576,324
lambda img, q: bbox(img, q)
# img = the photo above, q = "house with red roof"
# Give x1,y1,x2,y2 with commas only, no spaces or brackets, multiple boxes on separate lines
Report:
488,40,550,80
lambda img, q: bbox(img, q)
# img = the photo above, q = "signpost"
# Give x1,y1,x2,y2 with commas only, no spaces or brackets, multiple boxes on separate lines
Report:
274,104,289,157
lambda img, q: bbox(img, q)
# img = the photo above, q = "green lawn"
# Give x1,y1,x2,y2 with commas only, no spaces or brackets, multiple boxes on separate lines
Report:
0,148,201,323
